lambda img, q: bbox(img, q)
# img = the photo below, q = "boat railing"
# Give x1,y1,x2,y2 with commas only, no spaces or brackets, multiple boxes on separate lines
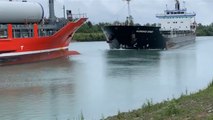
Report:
156,12,196,18
72,13,87,19
0,13,87,39
0,25,7,29
68,13,87,22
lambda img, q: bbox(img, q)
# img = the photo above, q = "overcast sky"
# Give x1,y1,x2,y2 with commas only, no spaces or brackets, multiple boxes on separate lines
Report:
3,0,213,25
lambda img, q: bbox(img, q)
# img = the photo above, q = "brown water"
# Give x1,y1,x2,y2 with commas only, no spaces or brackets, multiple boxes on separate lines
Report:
0,37,213,120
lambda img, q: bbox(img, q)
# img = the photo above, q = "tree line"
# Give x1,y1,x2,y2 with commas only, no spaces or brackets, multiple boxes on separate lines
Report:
196,23,213,36
73,21,213,41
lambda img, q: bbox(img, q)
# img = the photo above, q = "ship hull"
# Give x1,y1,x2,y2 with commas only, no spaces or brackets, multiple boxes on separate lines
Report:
0,49,79,65
0,18,87,61
103,26,196,50
164,33,196,49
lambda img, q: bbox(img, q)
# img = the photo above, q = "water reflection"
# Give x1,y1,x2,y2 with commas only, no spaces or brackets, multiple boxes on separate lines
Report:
0,84,77,120
106,50,161,65
105,50,161,80
0,57,75,89
0,39,213,120
0,57,84,120
159,49,197,94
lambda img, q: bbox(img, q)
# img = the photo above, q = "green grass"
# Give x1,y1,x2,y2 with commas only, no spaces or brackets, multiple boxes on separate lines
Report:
105,81,213,120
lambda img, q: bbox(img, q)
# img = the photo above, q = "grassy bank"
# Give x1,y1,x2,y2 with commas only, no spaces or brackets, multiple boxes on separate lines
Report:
73,33,106,42
106,81,213,120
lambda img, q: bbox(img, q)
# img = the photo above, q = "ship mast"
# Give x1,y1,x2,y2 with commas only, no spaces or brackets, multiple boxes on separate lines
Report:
49,0,57,23
123,0,133,26
125,0,131,18
175,0,180,10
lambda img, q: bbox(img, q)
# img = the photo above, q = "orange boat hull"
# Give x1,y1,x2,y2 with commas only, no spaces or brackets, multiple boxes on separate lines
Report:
0,18,87,58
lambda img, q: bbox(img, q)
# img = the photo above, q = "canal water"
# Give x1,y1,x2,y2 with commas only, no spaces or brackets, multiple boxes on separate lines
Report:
0,37,213,120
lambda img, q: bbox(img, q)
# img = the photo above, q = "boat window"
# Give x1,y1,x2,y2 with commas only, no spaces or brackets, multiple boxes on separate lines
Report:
13,29,33,38
22,30,33,38
13,29,21,38
0,29,8,39
39,29,56,37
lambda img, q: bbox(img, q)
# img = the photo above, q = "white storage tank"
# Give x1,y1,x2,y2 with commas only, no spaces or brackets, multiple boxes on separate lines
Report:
0,1,44,24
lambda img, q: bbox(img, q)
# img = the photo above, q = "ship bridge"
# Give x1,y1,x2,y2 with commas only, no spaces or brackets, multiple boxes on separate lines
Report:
156,0,196,31
156,9,196,19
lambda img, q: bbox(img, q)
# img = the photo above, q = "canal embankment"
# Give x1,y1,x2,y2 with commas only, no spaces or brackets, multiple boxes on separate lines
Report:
106,80,213,120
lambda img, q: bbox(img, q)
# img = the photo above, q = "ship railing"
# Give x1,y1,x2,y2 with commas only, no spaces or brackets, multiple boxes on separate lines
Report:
71,13,87,19
3,24,58,38
0,25,8,29
12,25,34,38
156,13,196,18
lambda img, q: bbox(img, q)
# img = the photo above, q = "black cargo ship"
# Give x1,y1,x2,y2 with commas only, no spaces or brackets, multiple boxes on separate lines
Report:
102,0,196,49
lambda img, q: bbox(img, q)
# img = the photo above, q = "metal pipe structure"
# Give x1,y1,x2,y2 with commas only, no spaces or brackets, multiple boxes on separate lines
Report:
49,0,57,23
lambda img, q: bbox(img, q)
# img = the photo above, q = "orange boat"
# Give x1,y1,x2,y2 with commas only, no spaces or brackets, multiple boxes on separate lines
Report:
0,0,87,63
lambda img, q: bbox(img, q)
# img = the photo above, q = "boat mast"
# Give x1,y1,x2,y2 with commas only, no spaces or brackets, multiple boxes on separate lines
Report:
175,0,180,10
126,0,131,18
123,0,133,25
63,5,66,18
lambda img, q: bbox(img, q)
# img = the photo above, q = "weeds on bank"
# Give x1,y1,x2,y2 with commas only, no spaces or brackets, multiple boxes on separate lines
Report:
142,99,153,111
80,112,84,120
208,80,213,87
164,99,180,116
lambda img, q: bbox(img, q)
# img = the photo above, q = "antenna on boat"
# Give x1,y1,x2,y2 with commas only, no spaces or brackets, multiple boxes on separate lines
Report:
63,5,66,18
183,1,186,10
123,0,134,26
123,0,132,18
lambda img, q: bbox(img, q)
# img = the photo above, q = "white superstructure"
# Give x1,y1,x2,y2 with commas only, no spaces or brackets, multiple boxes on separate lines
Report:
156,0,196,32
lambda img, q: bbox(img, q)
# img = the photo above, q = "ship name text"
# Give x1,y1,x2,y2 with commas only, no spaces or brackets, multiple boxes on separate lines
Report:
136,30,154,33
